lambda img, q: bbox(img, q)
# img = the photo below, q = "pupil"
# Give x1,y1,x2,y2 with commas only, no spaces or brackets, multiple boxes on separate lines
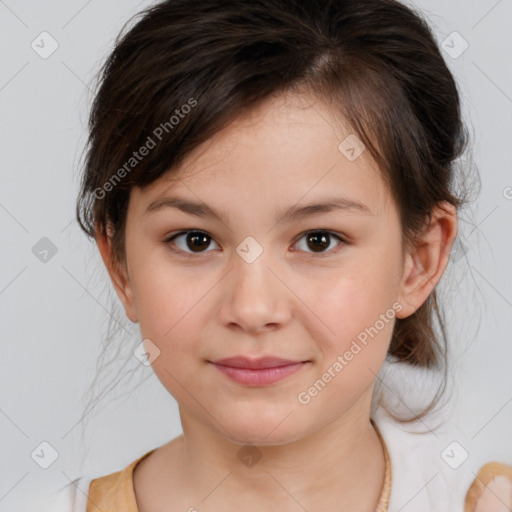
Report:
308,232,329,252
188,232,210,252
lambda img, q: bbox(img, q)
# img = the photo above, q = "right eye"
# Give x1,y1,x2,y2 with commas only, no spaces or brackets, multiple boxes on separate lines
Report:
163,230,220,255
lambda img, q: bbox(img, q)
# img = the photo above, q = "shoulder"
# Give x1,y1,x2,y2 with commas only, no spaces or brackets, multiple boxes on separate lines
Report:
371,359,512,511
374,407,512,511
465,461,512,512
41,449,156,512
86,449,156,512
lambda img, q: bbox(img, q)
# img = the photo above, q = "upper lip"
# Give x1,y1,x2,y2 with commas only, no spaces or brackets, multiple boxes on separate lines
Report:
210,356,306,369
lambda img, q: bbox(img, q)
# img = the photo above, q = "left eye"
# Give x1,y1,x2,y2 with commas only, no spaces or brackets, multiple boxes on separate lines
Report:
163,230,345,255
293,230,346,254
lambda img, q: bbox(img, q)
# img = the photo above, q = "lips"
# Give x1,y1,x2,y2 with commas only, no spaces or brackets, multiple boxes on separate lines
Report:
209,356,309,386
211,356,305,369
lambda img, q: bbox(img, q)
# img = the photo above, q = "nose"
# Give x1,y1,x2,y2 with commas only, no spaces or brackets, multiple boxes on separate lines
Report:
217,249,292,334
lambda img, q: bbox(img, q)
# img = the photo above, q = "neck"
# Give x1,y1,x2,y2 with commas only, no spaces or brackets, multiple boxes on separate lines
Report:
171,394,386,511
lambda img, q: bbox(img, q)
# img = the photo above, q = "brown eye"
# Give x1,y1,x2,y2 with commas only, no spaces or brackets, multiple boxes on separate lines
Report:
186,232,211,252
294,230,345,254
164,229,346,257
165,231,219,254
307,232,329,252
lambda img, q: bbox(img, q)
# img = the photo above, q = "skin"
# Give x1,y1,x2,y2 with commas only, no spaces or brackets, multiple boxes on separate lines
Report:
474,477,512,512
97,90,458,511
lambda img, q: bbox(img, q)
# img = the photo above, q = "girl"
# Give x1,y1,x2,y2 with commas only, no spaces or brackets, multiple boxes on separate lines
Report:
51,0,512,510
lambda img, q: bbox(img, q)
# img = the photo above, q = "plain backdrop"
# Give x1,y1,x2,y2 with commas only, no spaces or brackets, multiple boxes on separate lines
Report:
1,0,511,509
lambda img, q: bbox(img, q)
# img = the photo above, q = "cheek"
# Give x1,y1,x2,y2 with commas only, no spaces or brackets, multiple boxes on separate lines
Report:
313,271,398,341
132,260,211,400
130,251,209,346
297,276,397,416
306,251,402,378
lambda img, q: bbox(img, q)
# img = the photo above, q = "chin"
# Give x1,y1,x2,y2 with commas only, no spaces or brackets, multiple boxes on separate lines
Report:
221,419,305,447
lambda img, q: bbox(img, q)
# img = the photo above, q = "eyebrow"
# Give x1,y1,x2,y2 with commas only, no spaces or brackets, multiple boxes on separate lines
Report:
144,194,374,224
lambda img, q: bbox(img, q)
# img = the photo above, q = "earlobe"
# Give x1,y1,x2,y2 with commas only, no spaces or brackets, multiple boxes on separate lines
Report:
395,202,458,319
95,227,139,323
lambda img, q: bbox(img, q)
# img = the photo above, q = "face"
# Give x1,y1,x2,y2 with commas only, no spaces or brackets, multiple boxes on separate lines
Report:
105,92,421,446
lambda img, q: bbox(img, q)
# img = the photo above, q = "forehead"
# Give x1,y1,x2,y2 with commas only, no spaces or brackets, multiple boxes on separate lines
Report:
130,91,394,220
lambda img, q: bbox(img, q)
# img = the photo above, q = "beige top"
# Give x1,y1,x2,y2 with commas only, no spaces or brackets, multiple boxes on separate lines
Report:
84,421,511,512
86,420,392,512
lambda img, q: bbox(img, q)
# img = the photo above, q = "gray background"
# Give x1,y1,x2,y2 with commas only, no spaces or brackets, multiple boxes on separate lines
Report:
1,0,511,509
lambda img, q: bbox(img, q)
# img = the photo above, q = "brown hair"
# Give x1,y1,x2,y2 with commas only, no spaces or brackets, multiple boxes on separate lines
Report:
76,0,475,431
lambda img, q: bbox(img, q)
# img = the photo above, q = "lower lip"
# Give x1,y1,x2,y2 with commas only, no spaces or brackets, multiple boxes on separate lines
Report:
210,362,307,386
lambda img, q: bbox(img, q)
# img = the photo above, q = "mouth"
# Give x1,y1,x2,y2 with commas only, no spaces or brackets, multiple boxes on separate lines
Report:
208,356,310,386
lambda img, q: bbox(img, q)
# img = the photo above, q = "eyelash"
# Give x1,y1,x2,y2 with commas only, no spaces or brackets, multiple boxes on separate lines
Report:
162,229,347,257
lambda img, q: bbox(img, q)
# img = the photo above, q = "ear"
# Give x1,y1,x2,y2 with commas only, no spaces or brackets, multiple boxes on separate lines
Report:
95,224,138,323
395,201,458,319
